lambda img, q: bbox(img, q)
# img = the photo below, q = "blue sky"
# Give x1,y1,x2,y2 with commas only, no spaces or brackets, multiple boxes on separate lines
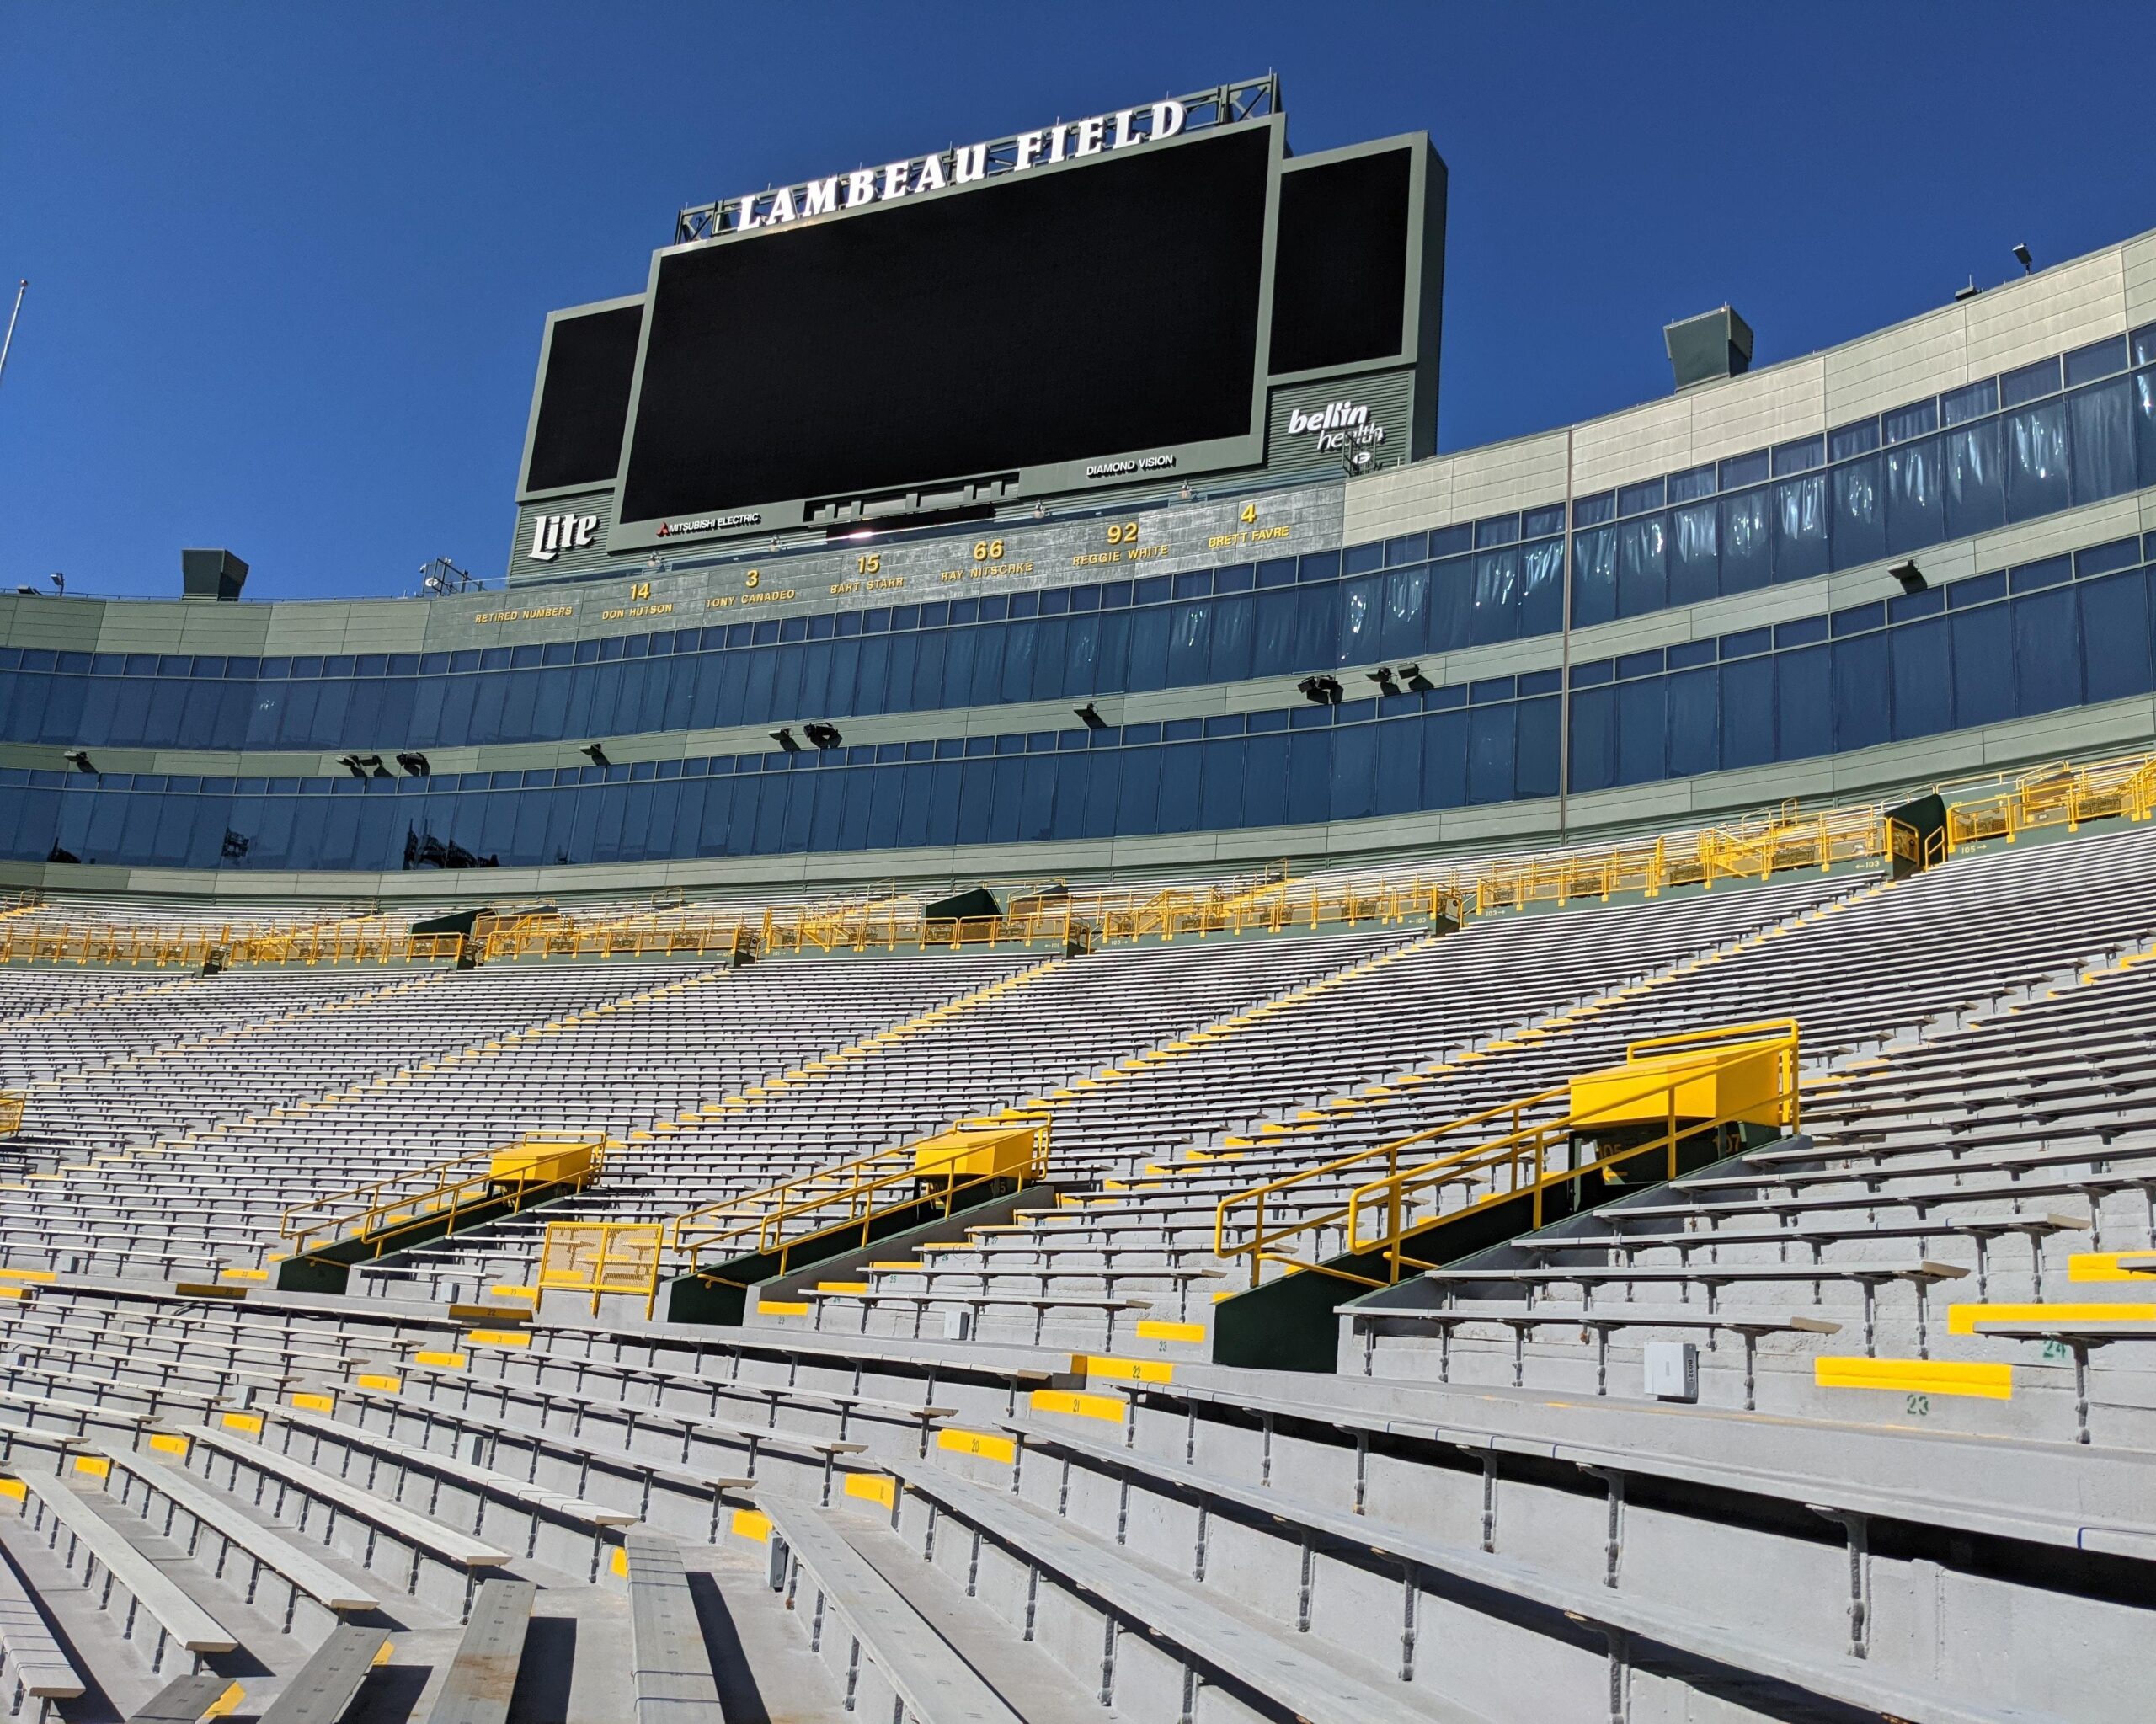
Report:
4,3,2154,601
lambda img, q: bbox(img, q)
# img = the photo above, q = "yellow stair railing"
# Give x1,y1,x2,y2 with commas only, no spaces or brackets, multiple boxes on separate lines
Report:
0,1092,23,1139
670,1115,1049,1280
280,1132,607,1260
536,1219,664,1319
1216,1020,1800,1289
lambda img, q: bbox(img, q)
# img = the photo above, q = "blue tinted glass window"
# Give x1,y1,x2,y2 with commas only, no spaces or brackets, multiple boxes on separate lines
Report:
1717,450,1769,490
1940,379,1998,425
1770,436,1823,476
1881,401,1938,444
2001,357,2061,408
2064,335,2127,388
1572,492,1614,528
1617,478,1664,516
1829,420,1880,461
1667,464,1715,504
1472,515,1519,549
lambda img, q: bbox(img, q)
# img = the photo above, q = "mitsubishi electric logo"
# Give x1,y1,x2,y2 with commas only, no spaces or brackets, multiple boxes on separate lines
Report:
527,511,598,562
1286,400,1386,467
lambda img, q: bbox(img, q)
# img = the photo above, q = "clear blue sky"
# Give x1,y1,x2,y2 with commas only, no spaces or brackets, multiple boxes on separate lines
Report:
5,3,2154,602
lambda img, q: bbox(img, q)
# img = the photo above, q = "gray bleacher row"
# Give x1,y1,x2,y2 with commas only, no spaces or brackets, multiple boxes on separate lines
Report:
364,927,1417,1305
799,873,1860,1349
0,953,1029,1284
830,823,2156,1361
1339,825,2156,1435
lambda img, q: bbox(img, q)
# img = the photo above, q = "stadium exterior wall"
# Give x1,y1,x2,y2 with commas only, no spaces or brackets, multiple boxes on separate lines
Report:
6,226,2156,894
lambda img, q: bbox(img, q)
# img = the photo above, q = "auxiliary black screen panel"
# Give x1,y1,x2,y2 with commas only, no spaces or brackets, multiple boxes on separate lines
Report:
1267,146,1412,376
620,124,1273,524
525,304,643,494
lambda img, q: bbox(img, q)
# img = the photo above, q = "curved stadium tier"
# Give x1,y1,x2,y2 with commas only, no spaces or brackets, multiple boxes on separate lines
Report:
0,83,2153,1724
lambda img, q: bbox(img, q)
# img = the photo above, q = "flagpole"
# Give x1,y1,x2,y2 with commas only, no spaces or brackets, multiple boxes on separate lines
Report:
0,280,25,393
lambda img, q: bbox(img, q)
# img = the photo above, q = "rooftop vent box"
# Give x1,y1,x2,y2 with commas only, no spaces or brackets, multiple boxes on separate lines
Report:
181,547,248,601
1663,307,1753,392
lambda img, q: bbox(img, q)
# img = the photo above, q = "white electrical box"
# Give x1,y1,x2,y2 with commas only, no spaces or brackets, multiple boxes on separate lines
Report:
942,1308,973,1342
1644,1341,1699,1401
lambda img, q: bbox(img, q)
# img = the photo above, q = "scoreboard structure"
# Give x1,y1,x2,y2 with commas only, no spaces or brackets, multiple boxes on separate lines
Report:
510,77,1444,585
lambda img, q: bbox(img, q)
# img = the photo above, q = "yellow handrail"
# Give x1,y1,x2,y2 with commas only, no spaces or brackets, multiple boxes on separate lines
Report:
0,1092,23,1139
670,1118,1049,1275
536,1220,664,1319
1216,1020,1800,1288
280,1133,606,1259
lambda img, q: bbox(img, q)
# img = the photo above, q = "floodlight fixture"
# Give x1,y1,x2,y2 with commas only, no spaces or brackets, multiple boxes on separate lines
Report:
771,728,803,754
1074,702,1107,731
1399,663,1436,692
61,750,93,774
1368,667,1401,697
396,751,431,777
1889,558,1927,594
803,722,843,750
579,742,610,766
2013,243,2033,274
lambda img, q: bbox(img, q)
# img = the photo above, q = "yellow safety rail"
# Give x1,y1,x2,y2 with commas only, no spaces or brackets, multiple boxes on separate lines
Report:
670,1115,1049,1278
0,920,467,970
1473,806,1886,913
1216,1021,1800,1289
0,1092,22,1139
1944,750,2156,851
536,1220,664,1319
280,1132,606,1259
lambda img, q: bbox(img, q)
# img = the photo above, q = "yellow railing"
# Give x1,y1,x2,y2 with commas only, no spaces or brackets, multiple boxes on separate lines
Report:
1216,1020,1801,1289
0,921,467,970
536,1220,664,1319
17,740,2156,974
280,1133,606,1259
670,1116,1049,1278
1944,750,2156,851
1473,807,1887,913
0,1092,22,1139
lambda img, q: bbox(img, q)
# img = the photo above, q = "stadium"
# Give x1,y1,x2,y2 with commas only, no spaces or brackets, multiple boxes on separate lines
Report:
0,59,2153,1724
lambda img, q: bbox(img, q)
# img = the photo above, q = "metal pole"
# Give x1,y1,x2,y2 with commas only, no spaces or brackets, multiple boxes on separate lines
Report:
0,280,25,393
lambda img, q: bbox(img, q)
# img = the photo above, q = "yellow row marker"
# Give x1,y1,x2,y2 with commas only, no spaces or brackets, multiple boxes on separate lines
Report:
1133,1321,1204,1345
936,1428,1016,1465
815,1281,869,1296
843,1473,897,1510
0,1478,23,1502
356,1373,403,1393
72,1455,110,1480
1031,1389,1126,1424
462,1329,531,1349
1082,1354,1175,1385
756,1300,810,1317
291,1391,336,1413
730,1508,771,1543
2067,1252,2156,1284
1814,1357,2013,1400
1947,1301,2155,1337
219,1411,265,1433
414,1349,467,1369
147,1433,190,1457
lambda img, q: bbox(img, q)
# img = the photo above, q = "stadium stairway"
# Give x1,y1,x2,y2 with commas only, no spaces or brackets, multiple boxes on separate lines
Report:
796,873,1864,1355
0,1273,2139,1721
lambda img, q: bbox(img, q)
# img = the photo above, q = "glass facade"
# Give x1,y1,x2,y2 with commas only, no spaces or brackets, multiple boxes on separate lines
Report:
6,329,2154,755
7,531,2155,874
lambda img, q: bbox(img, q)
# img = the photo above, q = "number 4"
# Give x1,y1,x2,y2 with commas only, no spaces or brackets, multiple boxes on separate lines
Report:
1240,504,1257,524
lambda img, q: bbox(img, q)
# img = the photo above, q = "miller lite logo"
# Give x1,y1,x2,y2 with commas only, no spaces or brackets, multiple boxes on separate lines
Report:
527,511,598,562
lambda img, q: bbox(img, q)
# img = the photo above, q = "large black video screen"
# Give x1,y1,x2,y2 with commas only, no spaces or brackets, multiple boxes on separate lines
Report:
621,124,1273,524
1268,146,1411,376
525,304,643,494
